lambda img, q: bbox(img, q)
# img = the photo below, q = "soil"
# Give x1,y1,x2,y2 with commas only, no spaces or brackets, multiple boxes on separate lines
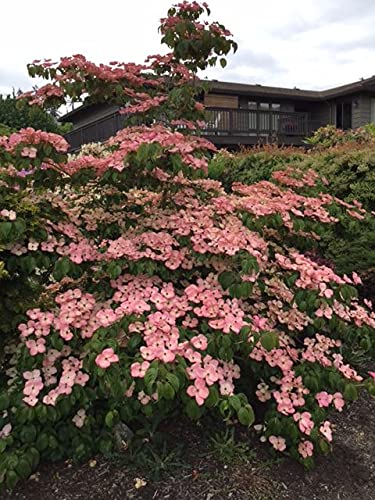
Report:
1,393,374,500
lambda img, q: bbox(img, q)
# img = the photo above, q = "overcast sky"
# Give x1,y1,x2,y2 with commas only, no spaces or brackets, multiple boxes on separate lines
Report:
1,0,375,96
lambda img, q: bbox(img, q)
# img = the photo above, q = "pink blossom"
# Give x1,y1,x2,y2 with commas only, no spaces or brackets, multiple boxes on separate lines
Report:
190,334,208,350
319,421,333,442
332,392,345,412
95,348,119,369
298,440,314,459
0,423,12,439
130,361,150,378
293,412,314,435
315,391,333,408
269,435,286,452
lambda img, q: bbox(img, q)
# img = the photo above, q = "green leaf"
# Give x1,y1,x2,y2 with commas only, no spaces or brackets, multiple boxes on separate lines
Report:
12,219,26,238
19,425,37,444
166,373,180,392
36,433,50,452
218,271,238,290
105,411,114,428
205,386,219,408
185,399,203,420
5,470,19,490
237,405,255,426
0,221,12,241
238,282,253,298
367,382,375,397
228,395,241,412
27,448,40,469
144,366,158,391
53,257,71,280
260,331,279,352
161,382,175,400
219,58,227,68
0,393,10,411
15,458,32,479
318,438,331,455
344,383,358,402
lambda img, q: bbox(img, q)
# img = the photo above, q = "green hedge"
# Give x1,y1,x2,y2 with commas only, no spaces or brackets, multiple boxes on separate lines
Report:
208,146,306,190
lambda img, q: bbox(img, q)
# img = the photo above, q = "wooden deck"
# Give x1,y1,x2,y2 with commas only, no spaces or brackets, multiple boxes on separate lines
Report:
64,107,315,151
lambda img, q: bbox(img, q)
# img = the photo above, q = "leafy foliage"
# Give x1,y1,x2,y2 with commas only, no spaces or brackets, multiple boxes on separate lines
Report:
0,94,68,134
210,139,375,299
305,124,375,149
208,146,305,190
1,2,375,491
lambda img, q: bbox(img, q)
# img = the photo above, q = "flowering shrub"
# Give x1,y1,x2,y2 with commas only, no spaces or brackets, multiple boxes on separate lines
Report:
1,1,375,490
305,124,375,149
208,145,305,190
209,142,375,303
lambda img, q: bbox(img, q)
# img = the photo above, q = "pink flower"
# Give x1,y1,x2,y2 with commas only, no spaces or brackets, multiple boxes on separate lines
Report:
23,369,41,380
130,361,150,378
21,146,38,158
138,391,151,405
190,334,208,351
23,378,43,397
72,409,86,428
96,308,118,327
125,382,135,398
293,412,314,435
0,423,12,439
269,435,286,452
187,378,209,406
315,391,333,408
219,380,234,396
25,338,46,356
95,348,119,369
75,371,89,386
298,440,314,459
319,421,333,442
368,371,375,379
23,395,38,407
332,392,345,412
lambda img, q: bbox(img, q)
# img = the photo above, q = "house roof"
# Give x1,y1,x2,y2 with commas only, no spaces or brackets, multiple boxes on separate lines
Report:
59,75,375,122
207,75,375,101
59,102,119,123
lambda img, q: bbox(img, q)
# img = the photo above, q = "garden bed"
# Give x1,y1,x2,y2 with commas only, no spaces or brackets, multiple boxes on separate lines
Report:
2,393,374,500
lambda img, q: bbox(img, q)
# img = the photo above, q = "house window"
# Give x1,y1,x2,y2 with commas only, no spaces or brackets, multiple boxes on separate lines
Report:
248,101,257,109
271,103,281,110
259,102,270,110
336,102,352,130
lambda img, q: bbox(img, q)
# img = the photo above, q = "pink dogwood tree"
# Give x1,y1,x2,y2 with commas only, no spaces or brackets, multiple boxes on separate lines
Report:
0,1,375,489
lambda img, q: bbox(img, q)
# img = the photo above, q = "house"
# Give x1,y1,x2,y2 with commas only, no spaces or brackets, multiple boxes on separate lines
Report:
60,75,375,150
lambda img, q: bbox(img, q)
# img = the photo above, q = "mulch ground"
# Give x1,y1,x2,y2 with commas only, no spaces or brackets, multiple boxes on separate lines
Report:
2,393,374,500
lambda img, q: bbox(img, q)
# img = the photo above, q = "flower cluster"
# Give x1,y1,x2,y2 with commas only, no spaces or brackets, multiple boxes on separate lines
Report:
1,2,375,492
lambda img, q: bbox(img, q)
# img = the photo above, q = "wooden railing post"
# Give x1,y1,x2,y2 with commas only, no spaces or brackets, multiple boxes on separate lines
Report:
229,109,233,135
269,111,273,139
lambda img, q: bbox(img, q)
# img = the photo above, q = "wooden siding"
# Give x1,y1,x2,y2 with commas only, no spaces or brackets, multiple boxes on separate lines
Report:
204,93,238,108
310,102,333,128
352,94,371,128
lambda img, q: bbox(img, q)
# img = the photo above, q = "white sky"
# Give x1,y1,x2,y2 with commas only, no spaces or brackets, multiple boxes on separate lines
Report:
1,0,375,96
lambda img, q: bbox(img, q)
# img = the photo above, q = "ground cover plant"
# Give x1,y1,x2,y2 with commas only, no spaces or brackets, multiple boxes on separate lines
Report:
1,1,375,491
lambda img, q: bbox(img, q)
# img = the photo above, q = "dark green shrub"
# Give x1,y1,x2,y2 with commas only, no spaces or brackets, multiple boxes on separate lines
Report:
208,146,306,189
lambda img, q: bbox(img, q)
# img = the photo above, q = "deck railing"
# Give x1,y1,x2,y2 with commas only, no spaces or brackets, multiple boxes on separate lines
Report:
202,107,311,137
64,112,124,151
64,107,315,150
